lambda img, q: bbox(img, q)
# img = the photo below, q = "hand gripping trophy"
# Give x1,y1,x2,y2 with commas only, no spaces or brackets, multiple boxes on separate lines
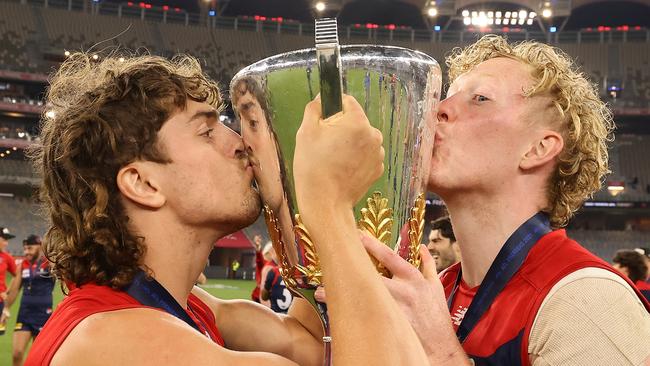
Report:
231,18,441,365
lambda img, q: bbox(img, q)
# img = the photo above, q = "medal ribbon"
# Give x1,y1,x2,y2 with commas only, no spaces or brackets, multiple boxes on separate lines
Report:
126,270,211,339
448,212,551,343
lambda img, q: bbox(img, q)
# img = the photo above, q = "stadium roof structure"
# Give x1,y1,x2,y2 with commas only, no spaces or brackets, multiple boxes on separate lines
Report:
212,0,650,30
129,0,649,30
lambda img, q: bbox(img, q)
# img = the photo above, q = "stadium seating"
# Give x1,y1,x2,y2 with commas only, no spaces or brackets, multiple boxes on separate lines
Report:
0,1,39,72
0,195,47,255
0,0,648,101
40,6,159,54
568,229,649,261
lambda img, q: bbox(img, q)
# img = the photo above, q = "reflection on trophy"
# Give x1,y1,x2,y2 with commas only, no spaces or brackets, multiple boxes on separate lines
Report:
231,17,441,365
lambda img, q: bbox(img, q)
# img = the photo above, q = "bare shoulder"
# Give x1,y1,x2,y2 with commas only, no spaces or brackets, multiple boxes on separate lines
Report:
50,307,297,366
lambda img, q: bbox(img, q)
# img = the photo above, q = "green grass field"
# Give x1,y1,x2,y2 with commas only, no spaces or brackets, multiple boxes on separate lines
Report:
0,278,256,364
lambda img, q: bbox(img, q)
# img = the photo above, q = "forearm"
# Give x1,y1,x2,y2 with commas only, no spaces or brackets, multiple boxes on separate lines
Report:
427,346,471,366
301,203,429,365
216,299,322,366
286,297,323,341
4,278,19,308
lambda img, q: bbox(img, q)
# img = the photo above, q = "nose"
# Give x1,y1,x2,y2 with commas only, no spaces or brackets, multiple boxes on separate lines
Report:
234,138,247,160
222,124,247,159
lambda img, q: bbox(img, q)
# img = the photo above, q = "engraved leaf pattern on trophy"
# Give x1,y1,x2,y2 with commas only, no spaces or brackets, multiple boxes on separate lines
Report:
358,191,393,276
293,214,323,287
407,193,426,269
263,205,299,289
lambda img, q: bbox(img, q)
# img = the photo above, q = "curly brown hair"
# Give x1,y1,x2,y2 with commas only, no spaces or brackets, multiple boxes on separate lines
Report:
29,53,221,289
446,35,615,228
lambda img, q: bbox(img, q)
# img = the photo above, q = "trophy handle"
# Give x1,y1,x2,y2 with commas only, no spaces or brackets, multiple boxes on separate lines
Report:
315,17,343,119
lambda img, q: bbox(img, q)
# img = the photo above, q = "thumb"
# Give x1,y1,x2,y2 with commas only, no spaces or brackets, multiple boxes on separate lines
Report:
419,244,437,281
300,95,323,131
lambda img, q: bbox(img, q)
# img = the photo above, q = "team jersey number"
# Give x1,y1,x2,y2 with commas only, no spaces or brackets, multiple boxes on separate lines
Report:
277,280,293,310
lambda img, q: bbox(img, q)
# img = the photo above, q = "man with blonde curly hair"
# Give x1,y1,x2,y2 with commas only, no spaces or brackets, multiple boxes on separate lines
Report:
24,52,430,365
365,35,650,365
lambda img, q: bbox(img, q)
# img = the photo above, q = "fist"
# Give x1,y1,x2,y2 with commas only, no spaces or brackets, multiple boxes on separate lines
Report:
294,95,384,211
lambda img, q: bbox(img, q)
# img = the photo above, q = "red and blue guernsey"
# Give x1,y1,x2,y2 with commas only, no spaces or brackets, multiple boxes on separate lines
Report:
25,274,224,366
440,217,650,366
15,258,55,336
636,280,650,302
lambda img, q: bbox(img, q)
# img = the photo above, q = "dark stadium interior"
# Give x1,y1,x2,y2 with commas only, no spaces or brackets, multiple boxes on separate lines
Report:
1,0,649,266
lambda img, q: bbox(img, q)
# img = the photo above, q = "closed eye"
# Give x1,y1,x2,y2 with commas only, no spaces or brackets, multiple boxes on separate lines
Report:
200,128,214,138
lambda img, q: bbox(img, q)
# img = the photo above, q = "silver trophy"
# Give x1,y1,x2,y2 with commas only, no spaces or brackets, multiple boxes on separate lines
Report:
230,18,441,364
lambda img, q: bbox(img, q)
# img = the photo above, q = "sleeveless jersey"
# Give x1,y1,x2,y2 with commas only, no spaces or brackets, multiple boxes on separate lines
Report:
19,258,55,309
636,280,650,302
440,229,650,366
24,283,224,366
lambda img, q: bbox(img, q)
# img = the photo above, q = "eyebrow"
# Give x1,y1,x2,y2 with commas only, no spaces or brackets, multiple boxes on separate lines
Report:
239,101,255,112
186,110,218,125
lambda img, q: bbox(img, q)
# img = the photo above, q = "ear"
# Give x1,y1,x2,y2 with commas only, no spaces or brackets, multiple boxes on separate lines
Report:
520,130,564,171
116,162,166,209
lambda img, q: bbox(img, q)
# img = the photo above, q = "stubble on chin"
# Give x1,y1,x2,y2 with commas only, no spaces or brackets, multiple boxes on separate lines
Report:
240,189,263,225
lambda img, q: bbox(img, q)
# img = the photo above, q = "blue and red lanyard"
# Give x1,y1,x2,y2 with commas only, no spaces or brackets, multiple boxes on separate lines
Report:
125,270,213,341
447,212,551,344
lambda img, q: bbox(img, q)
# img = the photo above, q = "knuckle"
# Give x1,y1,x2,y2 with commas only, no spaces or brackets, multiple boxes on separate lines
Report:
374,130,383,146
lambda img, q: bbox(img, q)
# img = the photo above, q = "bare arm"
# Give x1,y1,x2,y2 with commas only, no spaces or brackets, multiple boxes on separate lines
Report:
193,286,323,366
292,95,429,365
50,307,300,366
196,272,207,285
4,271,22,309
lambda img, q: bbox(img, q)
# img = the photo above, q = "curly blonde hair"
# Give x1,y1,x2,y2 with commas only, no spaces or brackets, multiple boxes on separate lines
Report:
446,35,614,228
29,53,221,289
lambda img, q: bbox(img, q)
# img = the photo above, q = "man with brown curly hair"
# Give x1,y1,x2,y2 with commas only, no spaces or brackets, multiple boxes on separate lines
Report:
24,53,430,365
365,35,650,366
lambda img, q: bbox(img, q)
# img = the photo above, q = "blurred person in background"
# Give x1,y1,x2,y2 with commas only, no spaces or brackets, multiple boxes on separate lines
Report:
259,242,277,308
635,247,650,282
250,234,265,303
261,243,293,314
427,216,460,272
0,227,18,336
3,235,55,366
613,249,650,301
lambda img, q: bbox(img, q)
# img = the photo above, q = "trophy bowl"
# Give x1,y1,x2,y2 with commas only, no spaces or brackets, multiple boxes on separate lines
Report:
230,44,441,308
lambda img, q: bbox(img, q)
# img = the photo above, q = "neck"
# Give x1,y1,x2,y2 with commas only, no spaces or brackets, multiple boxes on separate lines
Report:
133,213,224,308
443,187,545,288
